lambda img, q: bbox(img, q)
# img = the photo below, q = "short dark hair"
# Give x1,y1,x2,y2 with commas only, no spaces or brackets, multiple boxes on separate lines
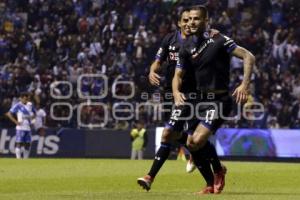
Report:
20,91,29,97
189,5,208,19
178,7,190,21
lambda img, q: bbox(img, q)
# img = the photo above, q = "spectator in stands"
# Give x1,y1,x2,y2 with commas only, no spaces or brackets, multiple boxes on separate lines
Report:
0,0,299,129
130,121,147,160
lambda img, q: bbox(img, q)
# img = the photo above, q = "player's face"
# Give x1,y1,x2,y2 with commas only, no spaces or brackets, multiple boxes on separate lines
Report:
20,95,29,104
178,11,190,36
188,10,208,34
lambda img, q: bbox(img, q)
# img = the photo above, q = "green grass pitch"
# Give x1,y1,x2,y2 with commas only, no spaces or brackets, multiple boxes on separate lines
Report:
0,158,299,200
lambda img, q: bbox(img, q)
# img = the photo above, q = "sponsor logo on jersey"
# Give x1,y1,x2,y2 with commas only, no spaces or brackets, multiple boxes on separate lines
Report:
191,39,214,59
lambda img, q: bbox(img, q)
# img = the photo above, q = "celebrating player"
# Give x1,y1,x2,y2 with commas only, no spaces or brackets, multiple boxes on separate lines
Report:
137,8,195,191
137,7,224,193
173,5,255,194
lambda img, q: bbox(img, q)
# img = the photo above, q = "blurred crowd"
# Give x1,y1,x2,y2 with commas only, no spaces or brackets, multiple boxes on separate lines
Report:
0,0,299,129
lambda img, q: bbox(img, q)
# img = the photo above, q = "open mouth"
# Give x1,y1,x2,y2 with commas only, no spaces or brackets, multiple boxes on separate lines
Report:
190,27,197,32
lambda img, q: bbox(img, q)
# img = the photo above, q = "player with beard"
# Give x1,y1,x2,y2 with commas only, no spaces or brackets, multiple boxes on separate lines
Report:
137,7,223,193
173,5,255,194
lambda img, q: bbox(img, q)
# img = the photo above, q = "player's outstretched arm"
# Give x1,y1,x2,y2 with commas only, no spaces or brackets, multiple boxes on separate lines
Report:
231,46,256,104
172,68,186,106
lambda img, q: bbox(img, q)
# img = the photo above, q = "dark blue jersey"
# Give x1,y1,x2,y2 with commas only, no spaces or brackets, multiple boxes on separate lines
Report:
177,34,237,92
155,30,196,92
155,30,184,89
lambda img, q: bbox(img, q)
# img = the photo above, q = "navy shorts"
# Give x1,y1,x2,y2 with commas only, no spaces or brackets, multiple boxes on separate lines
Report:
185,95,233,135
165,104,193,133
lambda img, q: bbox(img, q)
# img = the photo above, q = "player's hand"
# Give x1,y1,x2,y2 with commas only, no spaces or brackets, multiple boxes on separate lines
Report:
209,29,220,38
148,71,160,86
16,122,21,126
174,92,186,106
232,83,249,104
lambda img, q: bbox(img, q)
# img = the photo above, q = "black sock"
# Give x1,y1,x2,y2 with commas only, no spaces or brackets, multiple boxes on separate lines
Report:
190,147,214,186
148,142,171,178
205,141,222,173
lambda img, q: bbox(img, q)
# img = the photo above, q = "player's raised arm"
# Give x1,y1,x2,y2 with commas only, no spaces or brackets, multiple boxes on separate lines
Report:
231,46,256,104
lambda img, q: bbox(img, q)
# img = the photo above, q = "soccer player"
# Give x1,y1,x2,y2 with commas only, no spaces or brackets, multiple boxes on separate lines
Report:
137,8,195,191
6,92,35,159
173,5,255,194
137,8,222,193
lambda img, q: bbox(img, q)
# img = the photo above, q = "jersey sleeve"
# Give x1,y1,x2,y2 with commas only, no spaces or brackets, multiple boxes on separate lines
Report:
220,34,237,54
9,104,19,114
155,34,171,61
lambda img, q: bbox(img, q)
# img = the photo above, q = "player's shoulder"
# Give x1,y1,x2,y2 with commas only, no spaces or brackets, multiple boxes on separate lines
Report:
12,102,21,108
211,33,237,54
162,32,173,41
213,33,234,43
9,102,21,112
162,31,177,43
